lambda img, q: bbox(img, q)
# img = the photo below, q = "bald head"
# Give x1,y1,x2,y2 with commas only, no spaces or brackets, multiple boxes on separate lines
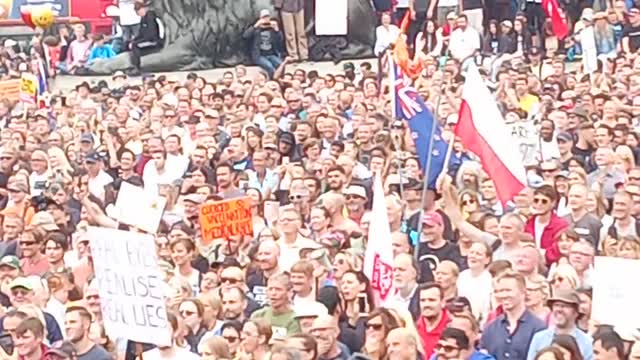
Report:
386,328,418,360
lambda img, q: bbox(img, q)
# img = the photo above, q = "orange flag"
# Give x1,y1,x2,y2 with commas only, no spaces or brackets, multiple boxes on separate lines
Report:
392,11,423,80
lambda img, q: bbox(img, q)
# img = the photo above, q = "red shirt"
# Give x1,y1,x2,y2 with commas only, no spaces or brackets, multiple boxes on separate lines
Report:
416,310,450,359
20,255,49,277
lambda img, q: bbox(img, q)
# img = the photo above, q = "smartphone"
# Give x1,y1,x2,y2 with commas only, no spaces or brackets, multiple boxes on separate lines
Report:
282,156,290,165
61,96,67,107
0,334,14,355
357,294,368,315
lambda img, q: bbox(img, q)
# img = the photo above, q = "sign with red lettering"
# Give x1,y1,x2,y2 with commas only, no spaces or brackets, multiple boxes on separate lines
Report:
199,197,253,245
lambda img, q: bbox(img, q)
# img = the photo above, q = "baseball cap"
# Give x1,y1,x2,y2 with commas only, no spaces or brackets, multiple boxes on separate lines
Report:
259,9,271,18
0,255,20,270
9,277,33,291
294,300,329,318
80,133,94,143
343,185,367,199
84,151,101,163
343,62,355,72
7,179,28,193
182,193,205,205
112,70,127,80
422,211,443,227
45,341,77,358
556,132,573,143
30,211,60,231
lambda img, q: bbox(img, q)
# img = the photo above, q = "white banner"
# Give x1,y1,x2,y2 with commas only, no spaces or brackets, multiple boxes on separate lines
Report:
508,120,538,166
88,227,171,346
592,256,640,328
114,182,166,234
315,0,347,35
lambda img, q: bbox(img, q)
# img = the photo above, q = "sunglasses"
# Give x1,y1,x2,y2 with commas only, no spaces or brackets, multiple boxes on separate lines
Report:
11,289,30,296
289,194,305,201
461,199,476,206
365,323,383,330
221,277,241,284
180,310,197,316
0,156,13,160
345,195,364,200
435,343,460,352
391,124,404,130
533,198,549,205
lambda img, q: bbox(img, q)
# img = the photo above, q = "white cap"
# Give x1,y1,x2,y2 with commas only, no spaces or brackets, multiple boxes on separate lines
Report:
294,301,328,318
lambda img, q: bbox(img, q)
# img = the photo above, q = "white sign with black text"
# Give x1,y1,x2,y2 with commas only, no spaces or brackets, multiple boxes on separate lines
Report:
88,226,172,346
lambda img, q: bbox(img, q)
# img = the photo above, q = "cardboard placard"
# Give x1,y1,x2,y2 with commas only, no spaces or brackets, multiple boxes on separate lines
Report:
199,197,253,245
592,256,640,328
88,227,171,346
19,73,37,104
114,182,166,234
0,79,21,102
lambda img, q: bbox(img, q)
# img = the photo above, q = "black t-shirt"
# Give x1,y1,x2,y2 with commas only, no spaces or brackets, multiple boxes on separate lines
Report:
623,24,640,53
417,241,465,283
462,0,483,10
257,29,276,56
246,271,269,306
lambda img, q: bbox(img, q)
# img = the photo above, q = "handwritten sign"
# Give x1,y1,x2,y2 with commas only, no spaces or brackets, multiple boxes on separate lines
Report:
88,227,171,346
315,0,347,35
508,120,538,166
199,197,253,245
0,79,20,102
592,256,640,328
19,73,37,104
114,182,166,234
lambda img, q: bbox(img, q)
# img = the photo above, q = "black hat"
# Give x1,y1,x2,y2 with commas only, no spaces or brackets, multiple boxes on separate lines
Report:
278,132,296,146
405,178,423,191
75,81,90,91
84,151,101,163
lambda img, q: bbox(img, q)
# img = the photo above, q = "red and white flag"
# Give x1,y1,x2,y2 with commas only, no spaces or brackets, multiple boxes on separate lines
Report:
363,175,395,305
542,0,569,40
455,65,527,205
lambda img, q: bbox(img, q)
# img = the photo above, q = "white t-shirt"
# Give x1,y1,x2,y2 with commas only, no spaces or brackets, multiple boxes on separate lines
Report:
457,270,493,325
88,170,114,201
119,0,141,26
29,171,49,196
142,347,199,360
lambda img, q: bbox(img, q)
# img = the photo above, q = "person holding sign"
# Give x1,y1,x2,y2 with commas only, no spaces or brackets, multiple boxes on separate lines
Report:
140,312,200,360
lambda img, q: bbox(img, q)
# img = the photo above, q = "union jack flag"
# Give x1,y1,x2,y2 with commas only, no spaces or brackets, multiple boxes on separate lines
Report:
389,57,448,190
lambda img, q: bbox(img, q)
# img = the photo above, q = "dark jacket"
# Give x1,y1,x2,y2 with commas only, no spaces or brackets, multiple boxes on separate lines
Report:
242,24,284,61
134,10,162,46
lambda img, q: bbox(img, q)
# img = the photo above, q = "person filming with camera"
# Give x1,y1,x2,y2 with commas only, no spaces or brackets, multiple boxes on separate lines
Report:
243,9,288,79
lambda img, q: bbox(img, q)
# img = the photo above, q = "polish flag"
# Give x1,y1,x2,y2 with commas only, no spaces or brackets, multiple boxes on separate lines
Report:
455,64,527,205
542,0,569,40
364,174,396,305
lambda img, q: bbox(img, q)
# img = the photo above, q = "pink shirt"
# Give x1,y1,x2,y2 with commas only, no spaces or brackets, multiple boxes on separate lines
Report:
68,39,92,67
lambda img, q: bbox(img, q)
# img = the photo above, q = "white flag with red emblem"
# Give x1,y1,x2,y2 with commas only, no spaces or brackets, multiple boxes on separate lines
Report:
363,175,396,305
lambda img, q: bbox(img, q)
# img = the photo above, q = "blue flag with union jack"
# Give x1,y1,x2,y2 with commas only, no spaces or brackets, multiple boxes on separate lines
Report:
389,58,448,190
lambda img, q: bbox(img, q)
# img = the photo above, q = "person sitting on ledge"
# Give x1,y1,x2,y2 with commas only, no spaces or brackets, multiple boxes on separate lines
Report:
243,9,285,79
128,0,164,76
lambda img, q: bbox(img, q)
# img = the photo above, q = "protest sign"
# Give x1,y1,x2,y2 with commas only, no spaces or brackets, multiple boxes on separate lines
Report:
88,226,171,346
592,256,640,328
19,73,37,104
315,0,347,35
199,197,253,245
508,120,538,166
0,79,21,102
114,182,166,233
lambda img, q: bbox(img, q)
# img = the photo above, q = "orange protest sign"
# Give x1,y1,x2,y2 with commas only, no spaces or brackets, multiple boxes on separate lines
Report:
199,197,253,245
0,79,21,102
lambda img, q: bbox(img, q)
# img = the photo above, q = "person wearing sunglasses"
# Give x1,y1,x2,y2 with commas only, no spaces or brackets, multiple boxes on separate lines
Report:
524,185,569,266
432,327,474,360
179,298,207,353
220,320,243,359
361,308,400,360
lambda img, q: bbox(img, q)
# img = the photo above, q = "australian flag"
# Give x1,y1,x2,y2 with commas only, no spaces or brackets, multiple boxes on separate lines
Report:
389,58,448,190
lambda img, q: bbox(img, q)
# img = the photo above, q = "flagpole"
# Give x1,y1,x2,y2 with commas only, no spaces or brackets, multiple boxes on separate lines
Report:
413,84,446,261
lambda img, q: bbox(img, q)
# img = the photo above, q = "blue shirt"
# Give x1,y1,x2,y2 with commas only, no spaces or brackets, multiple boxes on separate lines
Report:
480,310,546,360
247,168,280,196
526,327,594,360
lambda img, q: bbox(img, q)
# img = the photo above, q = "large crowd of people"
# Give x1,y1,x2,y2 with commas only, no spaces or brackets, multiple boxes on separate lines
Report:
0,0,639,359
